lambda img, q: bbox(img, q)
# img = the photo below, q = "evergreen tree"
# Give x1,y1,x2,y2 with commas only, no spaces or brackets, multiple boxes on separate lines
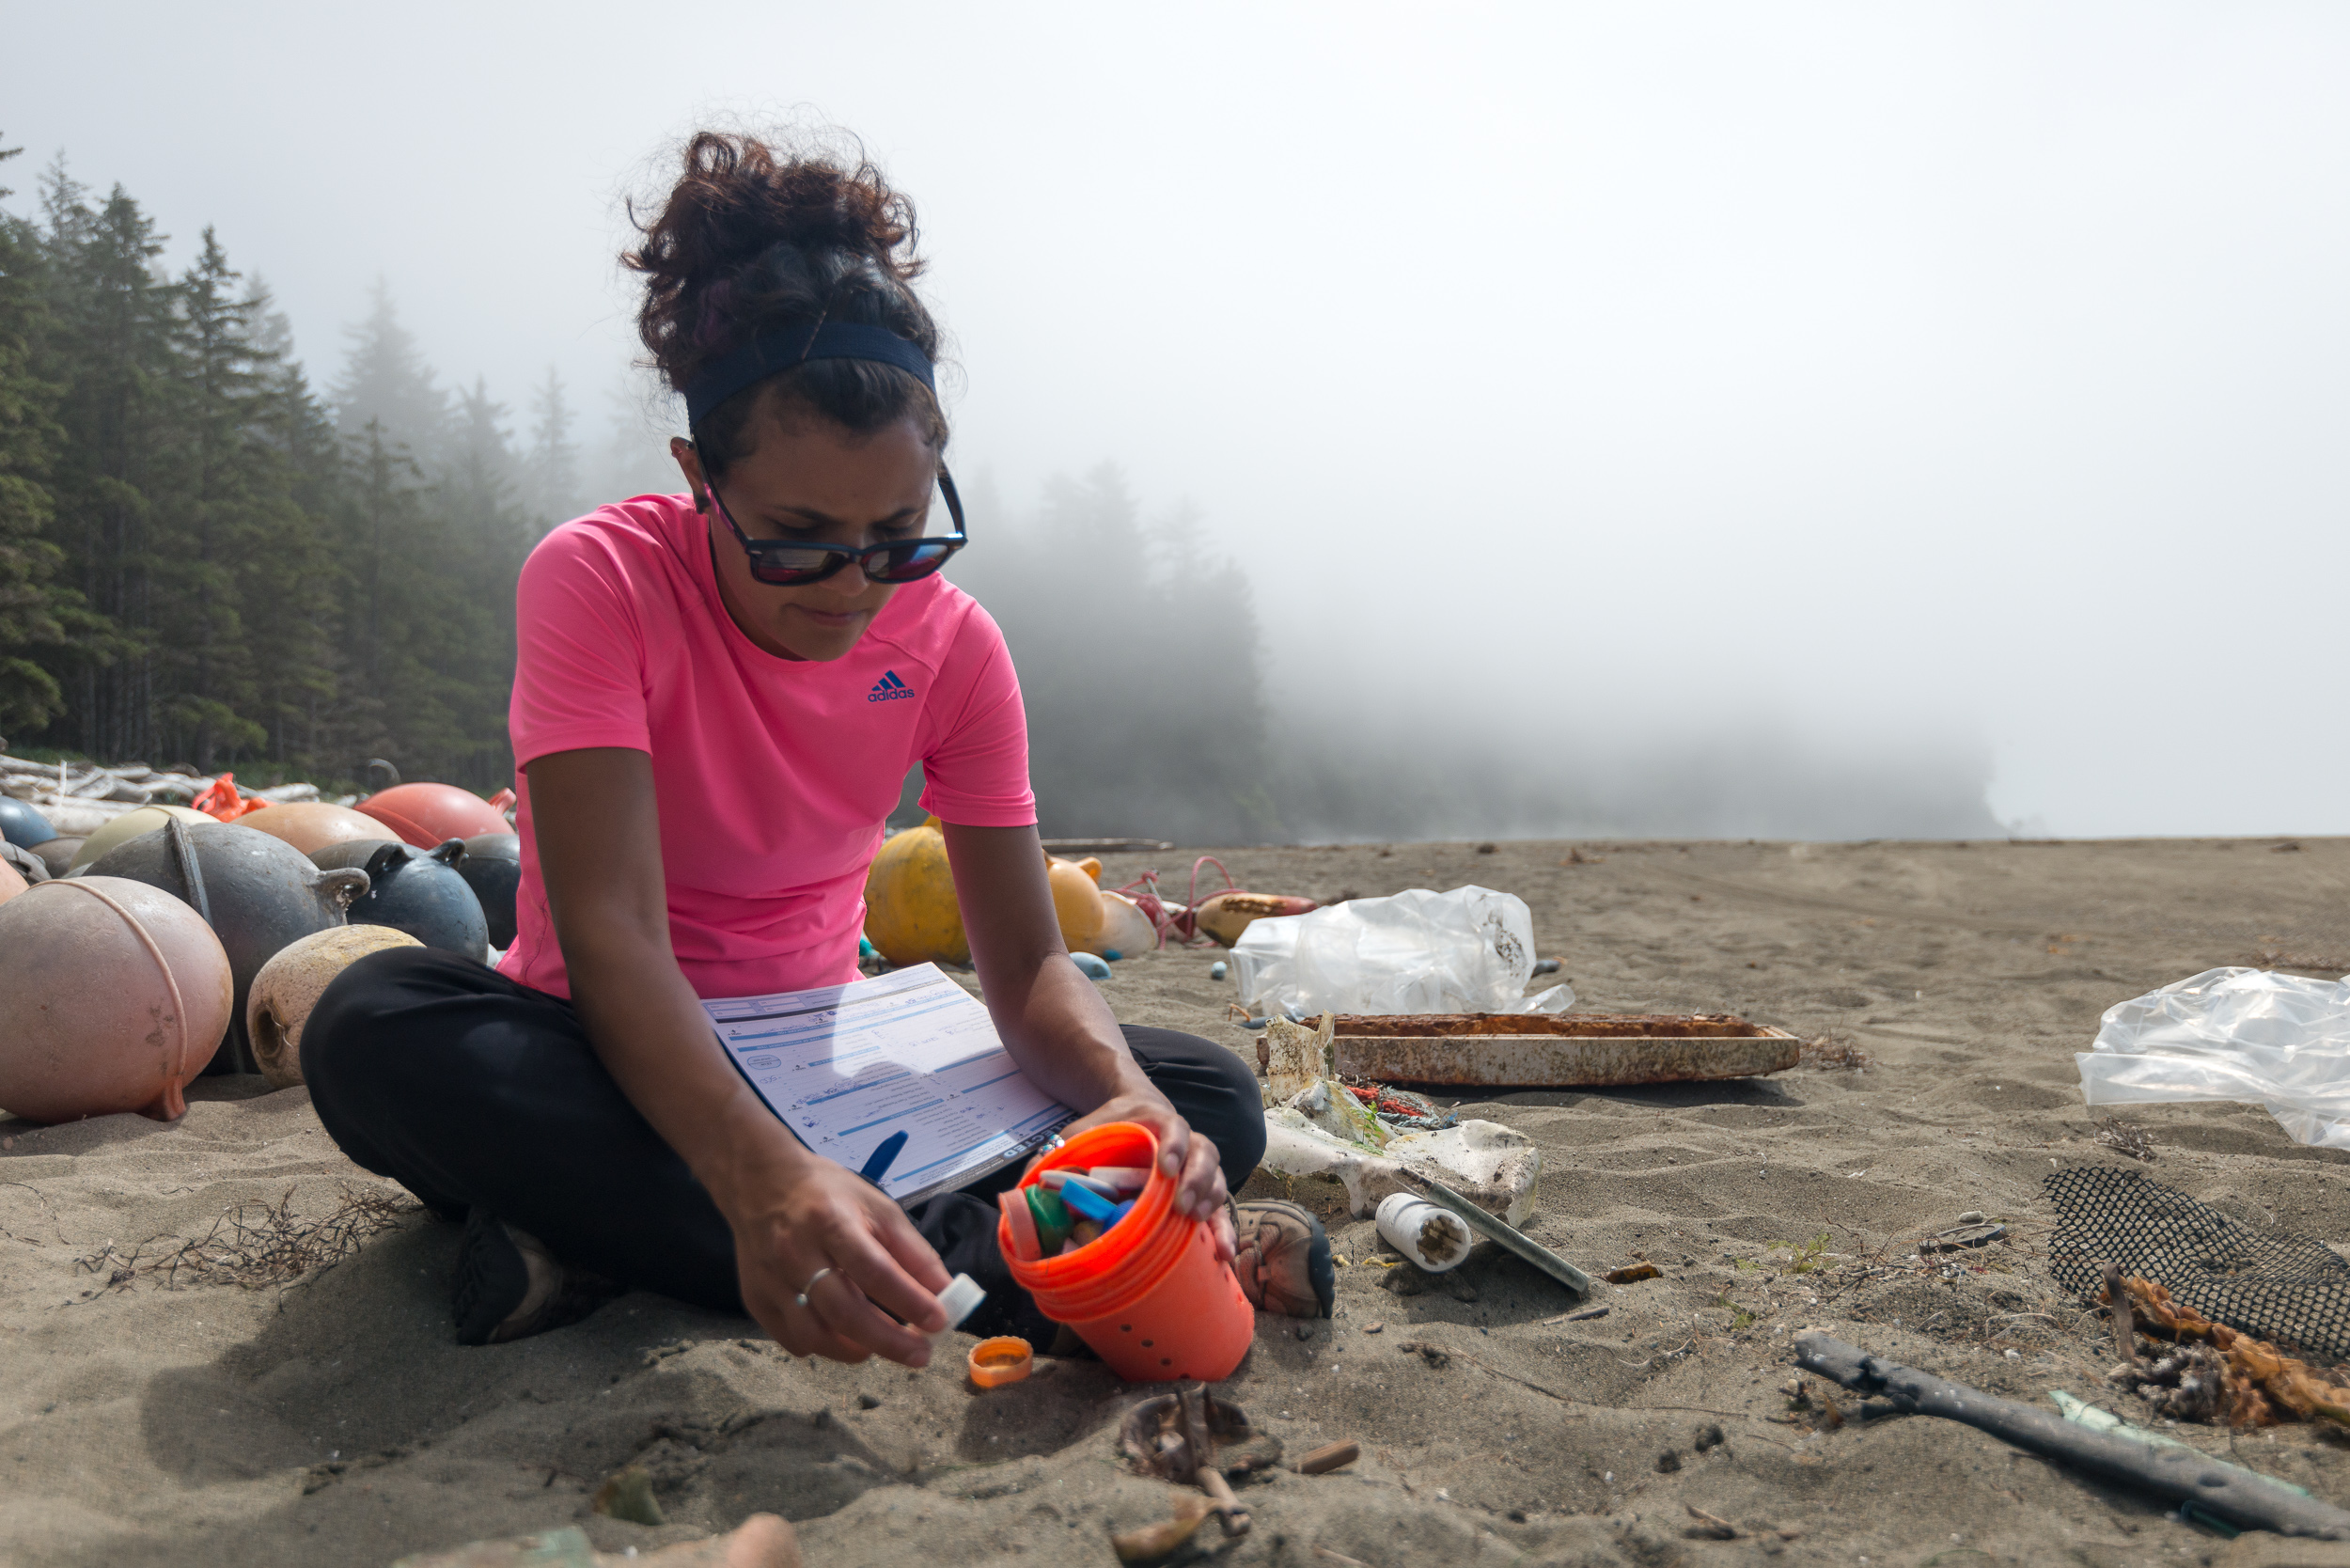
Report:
39,171,181,759
239,278,346,773
333,280,445,463
524,365,581,532
0,137,83,736
947,465,1275,843
588,378,685,506
157,227,274,766
332,416,508,787
446,377,527,765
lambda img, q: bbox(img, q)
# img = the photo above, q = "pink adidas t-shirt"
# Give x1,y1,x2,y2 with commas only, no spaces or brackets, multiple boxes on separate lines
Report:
498,492,1035,1001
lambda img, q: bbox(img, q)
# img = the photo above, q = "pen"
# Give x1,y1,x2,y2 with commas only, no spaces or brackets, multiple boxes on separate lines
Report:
859,1130,908,1187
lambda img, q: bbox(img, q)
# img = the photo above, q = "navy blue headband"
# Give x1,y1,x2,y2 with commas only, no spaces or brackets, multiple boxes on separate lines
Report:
681,321,935,431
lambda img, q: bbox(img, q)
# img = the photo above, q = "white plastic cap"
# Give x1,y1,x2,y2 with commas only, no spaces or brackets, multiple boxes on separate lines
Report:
935,1272,986,1335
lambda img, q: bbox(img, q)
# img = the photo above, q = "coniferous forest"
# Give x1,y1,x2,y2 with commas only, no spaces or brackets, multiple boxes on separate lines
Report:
0,145,600,792
0,142,1286,839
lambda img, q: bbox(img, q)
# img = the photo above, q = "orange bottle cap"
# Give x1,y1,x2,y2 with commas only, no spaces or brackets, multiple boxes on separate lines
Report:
967,1336,1033,1388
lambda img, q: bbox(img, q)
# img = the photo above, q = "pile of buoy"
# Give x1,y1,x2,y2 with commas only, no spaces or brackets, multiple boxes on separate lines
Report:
0,758,523,1124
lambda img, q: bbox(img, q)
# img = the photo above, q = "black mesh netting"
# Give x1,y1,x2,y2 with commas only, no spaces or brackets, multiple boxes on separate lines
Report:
2044,1166,2350,1364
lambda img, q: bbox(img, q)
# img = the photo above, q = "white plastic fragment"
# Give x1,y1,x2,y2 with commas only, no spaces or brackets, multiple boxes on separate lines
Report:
934,1273,986,1339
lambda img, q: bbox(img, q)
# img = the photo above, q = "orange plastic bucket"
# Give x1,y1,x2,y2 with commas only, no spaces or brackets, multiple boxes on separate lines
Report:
997,1121,1254,1382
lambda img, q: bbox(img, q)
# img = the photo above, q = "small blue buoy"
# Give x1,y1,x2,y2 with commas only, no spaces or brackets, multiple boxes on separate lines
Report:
1072,951,1112,980
1210,961,1228,980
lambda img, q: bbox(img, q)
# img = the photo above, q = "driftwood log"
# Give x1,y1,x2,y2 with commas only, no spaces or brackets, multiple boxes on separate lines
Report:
1794,1332,2350,1541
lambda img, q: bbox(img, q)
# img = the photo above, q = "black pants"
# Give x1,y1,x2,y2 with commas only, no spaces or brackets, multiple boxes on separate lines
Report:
302,948,1265,1342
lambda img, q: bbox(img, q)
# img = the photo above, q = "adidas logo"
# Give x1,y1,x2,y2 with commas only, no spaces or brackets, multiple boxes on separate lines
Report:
867,669,915,703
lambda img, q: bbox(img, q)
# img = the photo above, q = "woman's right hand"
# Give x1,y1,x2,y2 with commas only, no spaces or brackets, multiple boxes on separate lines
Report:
530,747,953,1369
717,1121,952,1366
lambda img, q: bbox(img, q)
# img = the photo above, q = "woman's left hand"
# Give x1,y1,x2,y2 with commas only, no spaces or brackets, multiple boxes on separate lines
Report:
1048,1090,1235,1262
941,822,1240,1264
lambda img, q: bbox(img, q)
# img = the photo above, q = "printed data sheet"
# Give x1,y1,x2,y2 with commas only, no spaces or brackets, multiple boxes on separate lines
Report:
702,963,1074,1206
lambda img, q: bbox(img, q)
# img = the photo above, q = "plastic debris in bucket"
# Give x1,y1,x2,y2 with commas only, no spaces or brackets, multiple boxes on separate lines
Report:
996,1121,1253,1382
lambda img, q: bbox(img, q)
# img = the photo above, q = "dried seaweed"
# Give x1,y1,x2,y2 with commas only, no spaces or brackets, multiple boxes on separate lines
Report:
1797,1034,1872,1073
71,1184,417,1295
2107,1275,2350,1428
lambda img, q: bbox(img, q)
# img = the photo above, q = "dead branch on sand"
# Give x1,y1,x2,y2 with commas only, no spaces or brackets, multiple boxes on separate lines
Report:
69,1184,417,1297
1796,1331,2350,1541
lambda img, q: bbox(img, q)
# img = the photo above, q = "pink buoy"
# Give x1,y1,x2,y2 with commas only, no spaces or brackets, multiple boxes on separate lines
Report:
0,875,233,1122
354,783,510,849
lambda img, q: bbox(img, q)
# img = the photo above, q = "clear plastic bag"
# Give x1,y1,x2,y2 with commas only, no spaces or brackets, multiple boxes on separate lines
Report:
1231,884,1573,1018
2076,966,2350,1147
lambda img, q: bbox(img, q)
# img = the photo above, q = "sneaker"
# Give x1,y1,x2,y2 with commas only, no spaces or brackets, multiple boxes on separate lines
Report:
1230,1199,1335,1318
451,1208,619,1345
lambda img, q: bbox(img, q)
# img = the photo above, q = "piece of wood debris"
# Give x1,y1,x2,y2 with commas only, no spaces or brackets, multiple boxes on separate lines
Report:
1111,1495,1212,1563
1297,1440,1360,1475
1684,1505,1739,1540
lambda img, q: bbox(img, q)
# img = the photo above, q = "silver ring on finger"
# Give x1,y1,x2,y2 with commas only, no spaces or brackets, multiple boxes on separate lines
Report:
793,1266,836,1309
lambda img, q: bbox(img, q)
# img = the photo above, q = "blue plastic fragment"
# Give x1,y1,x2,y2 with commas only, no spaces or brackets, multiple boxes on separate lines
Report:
1103,949,1123,962
1058,1180,1120,1225
1071,951,1113,980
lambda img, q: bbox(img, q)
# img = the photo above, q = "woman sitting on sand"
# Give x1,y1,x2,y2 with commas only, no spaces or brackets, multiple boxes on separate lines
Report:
302,132,1332,1359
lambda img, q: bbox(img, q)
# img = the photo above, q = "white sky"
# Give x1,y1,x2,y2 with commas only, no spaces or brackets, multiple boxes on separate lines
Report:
8,2,2346,837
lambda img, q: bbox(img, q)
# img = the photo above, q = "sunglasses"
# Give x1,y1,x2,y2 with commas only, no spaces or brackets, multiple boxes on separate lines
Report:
703,465,968,587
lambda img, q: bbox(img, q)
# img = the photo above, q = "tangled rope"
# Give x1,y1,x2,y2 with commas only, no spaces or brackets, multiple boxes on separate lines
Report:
1114,855,1243,949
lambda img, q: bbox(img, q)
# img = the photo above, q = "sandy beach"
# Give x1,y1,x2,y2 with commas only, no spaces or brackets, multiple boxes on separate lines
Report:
6,835,2348,1568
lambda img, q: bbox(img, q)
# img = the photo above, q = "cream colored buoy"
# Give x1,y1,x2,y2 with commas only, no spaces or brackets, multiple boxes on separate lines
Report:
64,804,212,873
1082,890,1158,960
246,925,423,1089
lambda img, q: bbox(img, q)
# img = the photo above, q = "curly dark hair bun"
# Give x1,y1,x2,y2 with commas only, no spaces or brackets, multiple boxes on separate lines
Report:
626,131,947,475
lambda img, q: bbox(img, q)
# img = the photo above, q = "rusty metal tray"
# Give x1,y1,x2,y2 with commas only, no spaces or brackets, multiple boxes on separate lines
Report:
1329,1012,1799,1088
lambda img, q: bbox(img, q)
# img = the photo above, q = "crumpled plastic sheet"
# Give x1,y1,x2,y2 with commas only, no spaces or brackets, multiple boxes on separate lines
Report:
2076,966,2350,1148
1231,884,1573,1018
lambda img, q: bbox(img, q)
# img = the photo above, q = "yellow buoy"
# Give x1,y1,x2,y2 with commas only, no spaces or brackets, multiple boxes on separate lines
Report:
864,817,969,966
1047,855,1105,952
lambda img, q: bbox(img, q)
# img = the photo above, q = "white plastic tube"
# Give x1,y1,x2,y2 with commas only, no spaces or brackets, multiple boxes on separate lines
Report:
1374,1192,1474,1273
